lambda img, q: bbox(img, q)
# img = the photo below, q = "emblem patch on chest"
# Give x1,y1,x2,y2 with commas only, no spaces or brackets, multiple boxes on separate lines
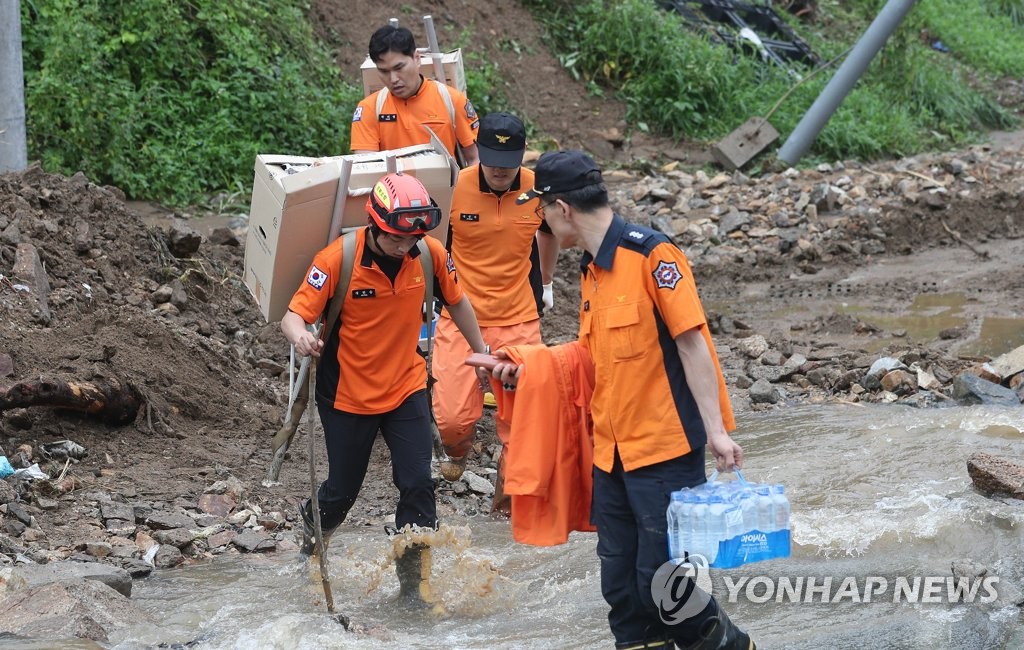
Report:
352,288,376,299
653,260,683,290
459,213,480,222
378,113,398,122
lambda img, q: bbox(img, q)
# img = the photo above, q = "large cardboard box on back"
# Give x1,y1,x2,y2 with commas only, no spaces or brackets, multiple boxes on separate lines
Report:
243,136,458,322
360,49,466,96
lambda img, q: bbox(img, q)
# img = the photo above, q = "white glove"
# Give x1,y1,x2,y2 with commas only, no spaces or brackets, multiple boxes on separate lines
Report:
542,283,554,311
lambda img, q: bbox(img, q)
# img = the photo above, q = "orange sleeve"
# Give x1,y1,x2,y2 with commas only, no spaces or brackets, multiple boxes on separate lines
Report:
286,240,342,324
349,95,381,152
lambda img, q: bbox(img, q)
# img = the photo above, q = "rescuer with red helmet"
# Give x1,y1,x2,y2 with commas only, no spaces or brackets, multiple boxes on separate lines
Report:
282,172,488,604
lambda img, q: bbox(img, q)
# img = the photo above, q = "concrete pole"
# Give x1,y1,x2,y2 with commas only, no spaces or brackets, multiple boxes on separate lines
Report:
1,0,28,172
777,0,916,167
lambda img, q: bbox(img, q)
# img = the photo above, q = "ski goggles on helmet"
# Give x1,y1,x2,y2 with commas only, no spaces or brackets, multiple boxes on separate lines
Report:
374,203,443,234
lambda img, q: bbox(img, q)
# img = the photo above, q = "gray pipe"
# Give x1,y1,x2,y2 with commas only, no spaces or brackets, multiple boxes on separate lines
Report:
1,0,28,172
777,0,916,167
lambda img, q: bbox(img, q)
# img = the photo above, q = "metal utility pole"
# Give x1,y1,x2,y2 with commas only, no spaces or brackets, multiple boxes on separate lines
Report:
1,0,28,172
777,0,916,167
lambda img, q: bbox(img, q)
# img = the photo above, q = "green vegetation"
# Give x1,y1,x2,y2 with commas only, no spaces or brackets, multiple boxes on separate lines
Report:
21,0,361,207
19,0,1023,204
522,0,1017,163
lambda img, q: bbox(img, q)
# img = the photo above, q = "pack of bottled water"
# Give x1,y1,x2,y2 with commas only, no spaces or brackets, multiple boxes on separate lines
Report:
667,469,790,569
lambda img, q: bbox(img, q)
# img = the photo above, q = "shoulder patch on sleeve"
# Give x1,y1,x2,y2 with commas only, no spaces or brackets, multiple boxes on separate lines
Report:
464,100,477,121
352,106,363,122
306,265,329,290
652,260,683,290
446,254,456,275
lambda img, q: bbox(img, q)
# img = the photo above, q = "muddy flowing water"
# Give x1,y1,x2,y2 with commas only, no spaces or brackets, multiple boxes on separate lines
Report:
82,403,1024,650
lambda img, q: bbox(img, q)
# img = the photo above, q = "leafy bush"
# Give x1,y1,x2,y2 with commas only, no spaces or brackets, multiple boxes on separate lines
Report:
523,0,1017,162
21,0,361,206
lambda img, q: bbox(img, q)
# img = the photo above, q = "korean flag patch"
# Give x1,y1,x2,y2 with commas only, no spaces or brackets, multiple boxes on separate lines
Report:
306,265,329,290
352,106,363,122
653,260,682,290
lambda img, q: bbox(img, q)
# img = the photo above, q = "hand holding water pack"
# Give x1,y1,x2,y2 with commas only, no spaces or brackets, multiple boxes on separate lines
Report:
667,468,790,569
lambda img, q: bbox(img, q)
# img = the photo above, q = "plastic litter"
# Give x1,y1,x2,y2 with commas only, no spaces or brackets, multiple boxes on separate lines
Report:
0,456,14,479
40,440,88,461
13,464,49,481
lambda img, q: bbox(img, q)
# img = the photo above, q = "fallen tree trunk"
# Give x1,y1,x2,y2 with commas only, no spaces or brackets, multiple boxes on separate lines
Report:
0,377,142,426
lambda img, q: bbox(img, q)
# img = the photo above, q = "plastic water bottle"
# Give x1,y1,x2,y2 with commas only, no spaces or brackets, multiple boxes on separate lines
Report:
706,493,729,563
771,484,791,531
689,491,710,561
738,487,758,534
755,485,774,533
667,491,690,560
723,493,743,542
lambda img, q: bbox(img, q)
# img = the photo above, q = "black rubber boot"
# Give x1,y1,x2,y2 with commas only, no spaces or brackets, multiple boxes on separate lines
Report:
298,499,338,557
394,543,433,605
678,607,755,650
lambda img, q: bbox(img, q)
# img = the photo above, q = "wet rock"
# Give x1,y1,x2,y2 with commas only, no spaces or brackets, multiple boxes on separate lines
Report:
0,579,151,642
880,369,918,395
967,452,1024,499
154,544,184,568
952,374,1020,407
231,530,275,552
749,379,779,404
462,471,495,496
13,560,133,597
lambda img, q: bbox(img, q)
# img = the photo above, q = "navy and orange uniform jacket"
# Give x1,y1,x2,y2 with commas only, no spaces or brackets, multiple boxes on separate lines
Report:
287,227,464,415
579,214,735,473
443,165,550,326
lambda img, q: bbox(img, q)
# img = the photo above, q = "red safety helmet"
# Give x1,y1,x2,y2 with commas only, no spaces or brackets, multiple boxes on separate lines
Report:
365,173,442,236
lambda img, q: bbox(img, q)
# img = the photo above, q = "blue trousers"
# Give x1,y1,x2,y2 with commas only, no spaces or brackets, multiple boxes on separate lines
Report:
314,389,437,531
592,449,721,647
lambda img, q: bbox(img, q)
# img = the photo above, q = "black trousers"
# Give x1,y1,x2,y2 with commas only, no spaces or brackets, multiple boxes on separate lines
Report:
313,389,437,531
592,449,722,647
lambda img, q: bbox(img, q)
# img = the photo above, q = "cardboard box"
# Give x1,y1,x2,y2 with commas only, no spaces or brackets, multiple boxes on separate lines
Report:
243,137,458,322
360,48,466,96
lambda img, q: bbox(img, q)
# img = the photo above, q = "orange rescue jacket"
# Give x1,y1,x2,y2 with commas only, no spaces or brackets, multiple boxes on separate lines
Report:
496,342,597,546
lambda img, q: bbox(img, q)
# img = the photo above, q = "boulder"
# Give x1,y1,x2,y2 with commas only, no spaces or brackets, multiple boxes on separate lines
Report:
952,374,1021,407
966,452,1024,499
13,560,132,597
0,579,150,642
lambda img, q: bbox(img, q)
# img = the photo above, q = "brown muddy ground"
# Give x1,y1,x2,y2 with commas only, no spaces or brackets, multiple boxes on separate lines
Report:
0,3,1022,564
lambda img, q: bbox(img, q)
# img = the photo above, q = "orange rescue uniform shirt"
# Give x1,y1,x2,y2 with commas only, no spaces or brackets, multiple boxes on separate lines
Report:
579,214,735,473
350,78,479,158
442,166,545,326
287,228,464,414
